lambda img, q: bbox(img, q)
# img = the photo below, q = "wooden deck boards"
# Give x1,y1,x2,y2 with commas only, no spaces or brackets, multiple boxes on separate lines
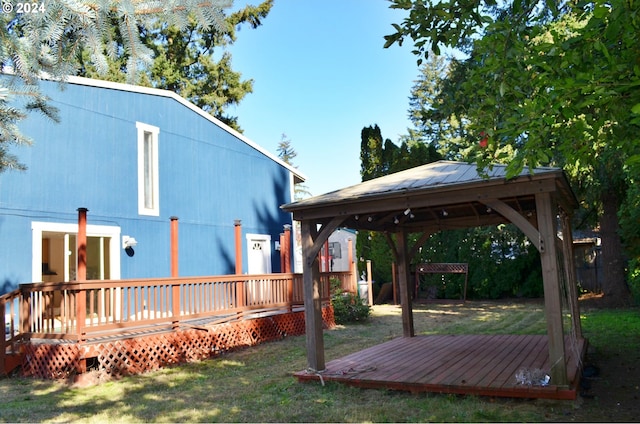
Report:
294,335,586,400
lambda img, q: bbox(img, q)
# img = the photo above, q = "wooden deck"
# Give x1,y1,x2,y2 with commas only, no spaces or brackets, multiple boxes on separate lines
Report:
295,334,586,400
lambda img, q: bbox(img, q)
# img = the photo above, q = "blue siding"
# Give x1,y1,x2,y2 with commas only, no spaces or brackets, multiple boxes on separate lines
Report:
0,78,295,292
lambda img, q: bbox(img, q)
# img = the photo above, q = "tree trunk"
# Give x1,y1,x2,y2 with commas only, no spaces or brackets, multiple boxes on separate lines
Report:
599,190,632,306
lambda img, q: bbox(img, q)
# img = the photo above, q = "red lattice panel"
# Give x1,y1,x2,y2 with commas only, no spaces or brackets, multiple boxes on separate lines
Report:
323,304,336,329
22,343,81,379
271,311,306,336
21,307,335,381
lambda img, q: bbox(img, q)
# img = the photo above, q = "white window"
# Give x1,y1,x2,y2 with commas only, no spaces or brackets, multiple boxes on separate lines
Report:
136,122,160,216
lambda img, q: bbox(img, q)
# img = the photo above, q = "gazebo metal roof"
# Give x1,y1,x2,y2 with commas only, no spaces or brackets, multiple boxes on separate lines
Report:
283,160,577,235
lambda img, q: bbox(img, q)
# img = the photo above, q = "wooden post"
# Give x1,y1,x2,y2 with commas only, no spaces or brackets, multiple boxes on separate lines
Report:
366,260,373,306
536,192,568,386
0,301,6,376
560,210,582,339
392,261,398,305
234,220,243,275
301,220,325,371
396,230,414,337
170,217,179,277
171,281,180,330
234,220,245,312
280,232,286,272
75,288,87,342
77,208,88,281
283,224,292,273
347,237,355,292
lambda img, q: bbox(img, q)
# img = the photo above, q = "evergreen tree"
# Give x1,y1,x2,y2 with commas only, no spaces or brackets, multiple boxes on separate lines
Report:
77,1,274,131
0,0,231,172
276,134,310,200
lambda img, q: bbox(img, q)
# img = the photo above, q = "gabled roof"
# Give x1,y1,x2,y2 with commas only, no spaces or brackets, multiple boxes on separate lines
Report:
282,160,577,233
48,75,307,184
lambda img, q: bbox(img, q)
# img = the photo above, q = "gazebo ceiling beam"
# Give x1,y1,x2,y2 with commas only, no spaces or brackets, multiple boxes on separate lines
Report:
289,179,557,222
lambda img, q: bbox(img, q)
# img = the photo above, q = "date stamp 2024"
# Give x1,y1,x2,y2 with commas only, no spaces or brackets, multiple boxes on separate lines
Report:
2,1,46,14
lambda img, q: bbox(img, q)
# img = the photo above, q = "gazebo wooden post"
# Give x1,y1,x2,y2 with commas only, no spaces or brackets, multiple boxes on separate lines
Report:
396,230,414,337
560,210,582,339
536,192,568,386
301,219,326,372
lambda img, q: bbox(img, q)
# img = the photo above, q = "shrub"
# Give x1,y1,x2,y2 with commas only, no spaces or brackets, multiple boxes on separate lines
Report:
330,278,370,324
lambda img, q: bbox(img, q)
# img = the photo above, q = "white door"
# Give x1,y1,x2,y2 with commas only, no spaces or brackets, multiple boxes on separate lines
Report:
246,234,271,274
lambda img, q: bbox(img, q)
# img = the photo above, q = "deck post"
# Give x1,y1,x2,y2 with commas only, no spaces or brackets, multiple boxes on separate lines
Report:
536,192,568,386
170,217,179,277
284,224,292,273
396,230,414,337
75,288,87,343
0,301,5,376
301,220,325,371
347,237,355,292
77,208,88,281
234,220,243,274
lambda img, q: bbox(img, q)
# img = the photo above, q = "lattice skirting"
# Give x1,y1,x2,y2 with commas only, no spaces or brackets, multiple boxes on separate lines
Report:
21,306,334,381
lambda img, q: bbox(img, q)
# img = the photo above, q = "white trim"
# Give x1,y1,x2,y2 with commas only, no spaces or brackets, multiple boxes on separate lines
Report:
55,75,306,183
31,221,121,282
136,122,160,216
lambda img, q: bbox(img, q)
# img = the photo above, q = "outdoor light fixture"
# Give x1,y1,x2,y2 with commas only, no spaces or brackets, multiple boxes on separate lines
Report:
367,216,373,222
442,209,449,217
394,216,400,224
404,208,411,216
122,235,137,257
122,235,138,249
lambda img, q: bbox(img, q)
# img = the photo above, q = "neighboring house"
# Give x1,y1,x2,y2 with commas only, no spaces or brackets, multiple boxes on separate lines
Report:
0,75,304,294
325,228,357,272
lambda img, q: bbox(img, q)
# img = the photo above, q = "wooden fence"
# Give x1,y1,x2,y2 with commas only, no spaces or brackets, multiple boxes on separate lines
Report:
2,271,354,376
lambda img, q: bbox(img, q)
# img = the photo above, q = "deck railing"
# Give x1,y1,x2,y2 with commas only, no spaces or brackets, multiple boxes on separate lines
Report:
2,271,353,374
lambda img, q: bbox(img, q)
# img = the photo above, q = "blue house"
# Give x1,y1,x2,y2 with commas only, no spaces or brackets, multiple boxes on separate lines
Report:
0,75,304,294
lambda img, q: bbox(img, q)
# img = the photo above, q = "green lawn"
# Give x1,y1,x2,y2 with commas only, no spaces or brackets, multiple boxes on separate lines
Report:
0,301,637,422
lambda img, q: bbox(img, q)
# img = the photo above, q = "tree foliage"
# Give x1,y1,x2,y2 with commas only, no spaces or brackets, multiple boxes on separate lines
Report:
385,0,639,304
0,0,231,172
357,125,442,285
77,1,274,131
276,133,311,200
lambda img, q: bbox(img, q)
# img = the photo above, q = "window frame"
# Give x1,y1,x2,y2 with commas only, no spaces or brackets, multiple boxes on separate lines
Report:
136,122,160,216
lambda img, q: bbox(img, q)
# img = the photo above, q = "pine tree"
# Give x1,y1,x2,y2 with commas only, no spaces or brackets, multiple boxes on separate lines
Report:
276,134,310,200
76,1,274,131
0,0,231,172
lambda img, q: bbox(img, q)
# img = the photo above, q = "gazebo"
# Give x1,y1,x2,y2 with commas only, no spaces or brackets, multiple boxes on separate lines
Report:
281,160,585,399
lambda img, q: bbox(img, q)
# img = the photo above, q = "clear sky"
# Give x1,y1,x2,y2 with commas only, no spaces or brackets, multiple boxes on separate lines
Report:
227,0,419,197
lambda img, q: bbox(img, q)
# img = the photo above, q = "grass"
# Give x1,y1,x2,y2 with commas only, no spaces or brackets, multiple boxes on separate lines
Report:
0,300,637,422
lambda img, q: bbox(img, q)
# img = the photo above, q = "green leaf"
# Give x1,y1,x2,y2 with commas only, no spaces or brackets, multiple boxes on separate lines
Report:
632,103,640,115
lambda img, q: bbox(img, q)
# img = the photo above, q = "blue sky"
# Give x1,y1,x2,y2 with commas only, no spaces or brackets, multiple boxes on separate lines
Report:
227,0,419,197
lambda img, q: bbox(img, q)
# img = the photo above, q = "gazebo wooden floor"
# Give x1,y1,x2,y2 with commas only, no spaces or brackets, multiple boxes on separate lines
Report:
294,334,586,400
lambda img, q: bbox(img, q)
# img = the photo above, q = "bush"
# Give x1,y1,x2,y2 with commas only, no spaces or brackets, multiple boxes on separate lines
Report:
331,292,371,324
330,278,370,324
